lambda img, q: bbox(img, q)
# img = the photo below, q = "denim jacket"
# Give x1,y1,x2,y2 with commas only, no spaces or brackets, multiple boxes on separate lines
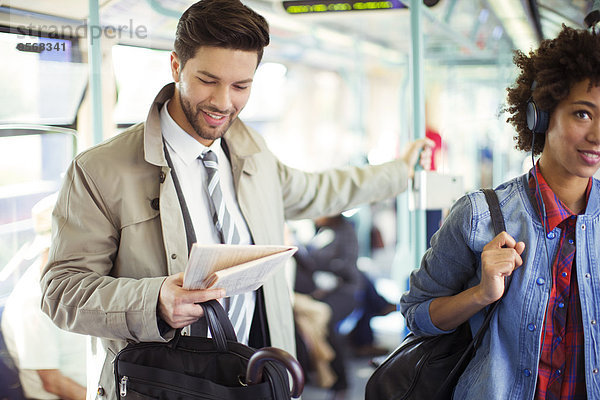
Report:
400,173,600,399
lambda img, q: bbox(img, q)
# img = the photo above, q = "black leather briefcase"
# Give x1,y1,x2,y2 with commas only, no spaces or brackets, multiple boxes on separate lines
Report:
114,300,304,399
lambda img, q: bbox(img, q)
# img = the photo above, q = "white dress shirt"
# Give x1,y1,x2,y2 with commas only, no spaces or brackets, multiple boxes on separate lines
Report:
160,100,255,344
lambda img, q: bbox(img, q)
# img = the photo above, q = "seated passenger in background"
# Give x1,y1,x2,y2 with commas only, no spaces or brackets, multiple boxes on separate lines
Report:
293,292,336,389
293,214,360,399
294,214,395,398
401,25,600,399
348,270,396,357
1,194,87,400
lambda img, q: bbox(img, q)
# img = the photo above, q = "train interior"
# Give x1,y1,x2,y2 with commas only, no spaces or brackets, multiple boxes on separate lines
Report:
0,0,597,398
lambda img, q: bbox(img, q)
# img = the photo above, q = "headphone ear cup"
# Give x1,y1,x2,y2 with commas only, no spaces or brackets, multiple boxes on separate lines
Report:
526,100,537,131
536,109,549,134
526,100,549,134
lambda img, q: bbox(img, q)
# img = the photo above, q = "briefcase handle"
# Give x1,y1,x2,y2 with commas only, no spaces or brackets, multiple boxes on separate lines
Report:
199,300,306,398
247,347,305,398
198,300,237,352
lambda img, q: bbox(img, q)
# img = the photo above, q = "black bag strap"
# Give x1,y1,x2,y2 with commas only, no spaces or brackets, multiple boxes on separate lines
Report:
198,300,238,352
482,188,506,237
163,141,196,255
473,188,510,346
436,188,509,399
464,188,510,343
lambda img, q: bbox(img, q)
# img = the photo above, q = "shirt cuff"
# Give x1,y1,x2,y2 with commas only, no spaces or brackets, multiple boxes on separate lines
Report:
157,317,172,337
414,298,455,335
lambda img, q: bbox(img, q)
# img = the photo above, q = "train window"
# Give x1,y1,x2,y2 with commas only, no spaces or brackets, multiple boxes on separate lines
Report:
112,44,172,126
244,60,409,174
241,62,288,122
0,31,86,126
0,126,76,287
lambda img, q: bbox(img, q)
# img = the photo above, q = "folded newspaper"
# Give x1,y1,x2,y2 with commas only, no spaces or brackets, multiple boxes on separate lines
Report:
182,244,298,296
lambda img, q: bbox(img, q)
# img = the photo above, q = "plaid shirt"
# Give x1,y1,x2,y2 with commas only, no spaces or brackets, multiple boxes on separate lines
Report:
530,166,591,400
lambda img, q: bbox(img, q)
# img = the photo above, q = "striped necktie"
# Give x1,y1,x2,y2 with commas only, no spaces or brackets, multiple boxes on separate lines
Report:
199,150,248,340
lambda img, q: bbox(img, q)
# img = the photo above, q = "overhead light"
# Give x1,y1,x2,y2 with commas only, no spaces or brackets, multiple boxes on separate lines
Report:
488,0,538,52
585,0,600,28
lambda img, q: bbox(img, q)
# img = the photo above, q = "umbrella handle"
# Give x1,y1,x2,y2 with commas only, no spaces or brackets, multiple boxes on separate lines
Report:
246,347,305,398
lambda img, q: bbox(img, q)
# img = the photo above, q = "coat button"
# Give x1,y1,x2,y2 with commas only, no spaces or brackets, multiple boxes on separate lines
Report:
524,369,531,377
159,171,166,183
171,254,177,259
547,231,556,239
97,386,105,396
151,198,160,210
527,323,536,332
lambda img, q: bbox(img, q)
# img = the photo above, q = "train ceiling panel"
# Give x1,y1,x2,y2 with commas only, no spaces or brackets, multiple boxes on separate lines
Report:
251,0,517,65
0,0,113,20
0,0,595,66
537,0,593,38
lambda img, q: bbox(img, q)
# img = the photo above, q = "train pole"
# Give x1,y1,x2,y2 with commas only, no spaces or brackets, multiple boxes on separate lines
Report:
409,0,427,271
88,0,103,145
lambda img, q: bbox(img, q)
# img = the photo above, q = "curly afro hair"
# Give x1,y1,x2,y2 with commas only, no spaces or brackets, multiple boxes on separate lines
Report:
506,25,600,155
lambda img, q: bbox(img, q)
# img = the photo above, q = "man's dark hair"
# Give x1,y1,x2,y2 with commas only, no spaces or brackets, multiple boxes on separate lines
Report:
174,0,270,70
506,25,600,155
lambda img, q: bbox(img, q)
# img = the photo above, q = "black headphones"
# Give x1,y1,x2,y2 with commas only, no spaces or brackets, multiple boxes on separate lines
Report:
526,81,549,134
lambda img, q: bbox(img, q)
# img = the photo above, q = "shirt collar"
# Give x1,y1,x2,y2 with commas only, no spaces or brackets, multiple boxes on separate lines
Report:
160,99,221,165
528,162,592,233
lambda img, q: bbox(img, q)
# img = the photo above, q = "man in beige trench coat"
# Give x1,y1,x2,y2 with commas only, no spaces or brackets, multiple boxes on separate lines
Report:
40,1,432,398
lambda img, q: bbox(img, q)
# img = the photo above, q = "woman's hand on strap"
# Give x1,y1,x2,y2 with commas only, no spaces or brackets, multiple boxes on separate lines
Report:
475,232,526,306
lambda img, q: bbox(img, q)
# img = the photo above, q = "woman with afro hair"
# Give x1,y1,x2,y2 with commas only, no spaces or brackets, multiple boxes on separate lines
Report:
401,25,600,399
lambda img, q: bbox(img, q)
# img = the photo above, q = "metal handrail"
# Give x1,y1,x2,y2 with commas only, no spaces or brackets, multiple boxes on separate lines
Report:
0,124,77,138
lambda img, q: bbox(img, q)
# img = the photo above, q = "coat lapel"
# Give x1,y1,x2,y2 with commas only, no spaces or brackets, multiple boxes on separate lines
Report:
223,119,261,243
